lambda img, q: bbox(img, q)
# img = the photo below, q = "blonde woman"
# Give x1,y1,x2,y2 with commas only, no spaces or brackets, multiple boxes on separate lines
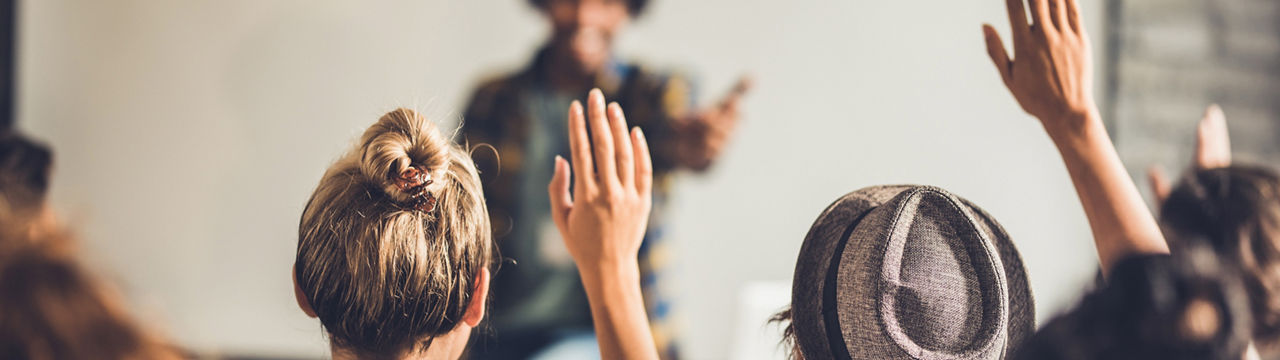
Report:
292,108,493,359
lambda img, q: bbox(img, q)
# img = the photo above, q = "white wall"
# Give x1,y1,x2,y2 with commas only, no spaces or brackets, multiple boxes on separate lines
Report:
18,1,1109,358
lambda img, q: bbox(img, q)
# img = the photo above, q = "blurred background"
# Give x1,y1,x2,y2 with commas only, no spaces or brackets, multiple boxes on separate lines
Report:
1107,0,1280,186
6,0,1273,359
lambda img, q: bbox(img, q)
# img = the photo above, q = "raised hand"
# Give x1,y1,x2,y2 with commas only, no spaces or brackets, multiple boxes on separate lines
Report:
983,0,1167,273
1195,104,1231,169
983,0,1097,134
549,88,653,269
548,88,659,360
1147,104,1232,206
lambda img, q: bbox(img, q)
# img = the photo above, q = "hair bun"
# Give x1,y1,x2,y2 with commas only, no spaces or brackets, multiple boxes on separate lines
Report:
357,108,451,205
394,167,432,192
394,166,437,212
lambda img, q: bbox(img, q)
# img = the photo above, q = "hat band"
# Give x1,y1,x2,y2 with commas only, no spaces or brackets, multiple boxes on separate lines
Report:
821,208,873,359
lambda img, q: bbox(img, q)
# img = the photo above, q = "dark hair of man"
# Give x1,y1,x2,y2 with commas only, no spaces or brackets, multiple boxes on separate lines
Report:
527,0,648,16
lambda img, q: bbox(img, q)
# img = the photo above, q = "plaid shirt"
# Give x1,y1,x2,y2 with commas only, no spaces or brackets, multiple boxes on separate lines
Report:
463,47,692,358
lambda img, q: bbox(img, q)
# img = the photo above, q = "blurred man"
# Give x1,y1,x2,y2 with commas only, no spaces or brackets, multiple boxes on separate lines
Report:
461,0,748,358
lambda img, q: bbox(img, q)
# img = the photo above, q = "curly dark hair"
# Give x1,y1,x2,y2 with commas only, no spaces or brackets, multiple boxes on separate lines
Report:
768,307,803,360
1160,165,1280,354
527,0,649,16
1012,249,1252,360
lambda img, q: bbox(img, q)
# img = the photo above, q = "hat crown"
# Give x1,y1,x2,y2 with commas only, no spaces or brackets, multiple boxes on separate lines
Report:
876,190,1007,356
791,185,1033,360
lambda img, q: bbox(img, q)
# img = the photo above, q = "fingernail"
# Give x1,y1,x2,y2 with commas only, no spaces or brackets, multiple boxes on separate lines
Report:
634,127,646,140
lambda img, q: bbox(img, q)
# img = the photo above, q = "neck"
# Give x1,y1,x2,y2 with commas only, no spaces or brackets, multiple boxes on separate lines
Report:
544,46,602,93
329,333,466,360
331,347,435,360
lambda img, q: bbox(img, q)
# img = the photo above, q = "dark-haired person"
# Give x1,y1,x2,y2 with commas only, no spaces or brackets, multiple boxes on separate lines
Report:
1159,166,1280,359
0,131,59,254
0,132,182,360
461,0,748,358
1013,246,1255,360
1142,105,1280,358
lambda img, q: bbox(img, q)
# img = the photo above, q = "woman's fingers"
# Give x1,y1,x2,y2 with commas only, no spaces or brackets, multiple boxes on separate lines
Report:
1064,0,1082,34
1195,104,1231,169
548,155,574,231
609,102,636,189
1047,0,1065,33
567,100,597,196
587,89,621,192
1029,0,1054,34
632,127,653,196
983,24,1014,88
1005,0,1030,44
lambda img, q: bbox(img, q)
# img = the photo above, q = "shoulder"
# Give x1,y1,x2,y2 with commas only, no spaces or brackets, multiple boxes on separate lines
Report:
467,72,526,107
627,64,695,95
462,71,530,130
623,63,697,117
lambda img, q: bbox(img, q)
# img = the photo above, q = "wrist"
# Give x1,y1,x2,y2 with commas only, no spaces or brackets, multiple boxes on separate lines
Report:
577,257,641,284
1045,110,1123,173
1042,107,1105,145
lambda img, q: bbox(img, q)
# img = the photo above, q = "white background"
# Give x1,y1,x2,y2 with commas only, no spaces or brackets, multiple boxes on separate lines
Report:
19,0,1109,358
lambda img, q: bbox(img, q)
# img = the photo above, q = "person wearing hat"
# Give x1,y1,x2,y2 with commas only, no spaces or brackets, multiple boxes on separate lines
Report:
779,185,1037,359
546,0,1175,359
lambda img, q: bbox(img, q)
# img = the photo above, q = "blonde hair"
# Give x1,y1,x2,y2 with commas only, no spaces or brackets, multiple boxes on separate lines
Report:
295,108,493,358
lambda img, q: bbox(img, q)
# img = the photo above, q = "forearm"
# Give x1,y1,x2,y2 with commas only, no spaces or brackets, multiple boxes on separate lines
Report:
578,259,660,360
1047,111,1169,273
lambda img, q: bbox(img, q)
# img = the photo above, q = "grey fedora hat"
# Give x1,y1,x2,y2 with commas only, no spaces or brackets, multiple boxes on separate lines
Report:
791,185,1034,359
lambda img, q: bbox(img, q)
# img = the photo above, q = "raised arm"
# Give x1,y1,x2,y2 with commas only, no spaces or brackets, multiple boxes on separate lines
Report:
549,89,660,360
982,0,1168,273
